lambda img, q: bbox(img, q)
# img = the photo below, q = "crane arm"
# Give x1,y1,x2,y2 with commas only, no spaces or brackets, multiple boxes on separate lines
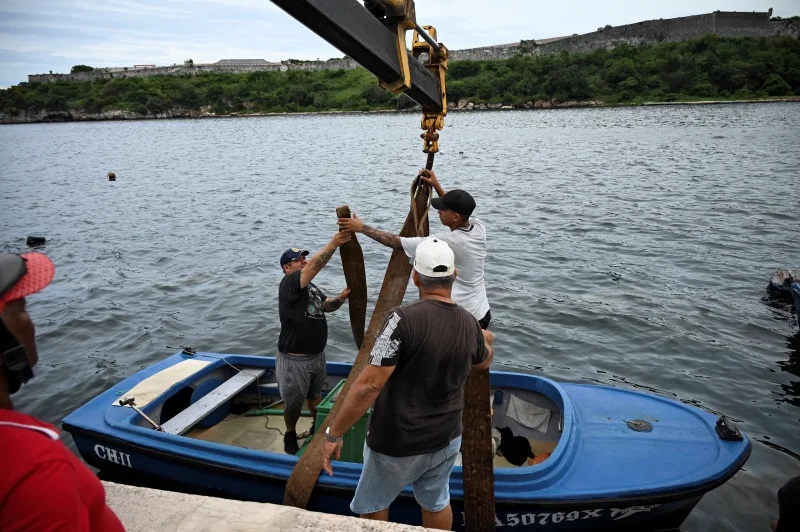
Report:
270,0,447,152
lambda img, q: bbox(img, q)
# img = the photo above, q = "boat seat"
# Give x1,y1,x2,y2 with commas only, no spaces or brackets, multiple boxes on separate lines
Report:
161,368,266,435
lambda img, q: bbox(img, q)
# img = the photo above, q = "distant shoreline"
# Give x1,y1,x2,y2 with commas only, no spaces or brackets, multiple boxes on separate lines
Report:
635,97,800,106
1,97,798,125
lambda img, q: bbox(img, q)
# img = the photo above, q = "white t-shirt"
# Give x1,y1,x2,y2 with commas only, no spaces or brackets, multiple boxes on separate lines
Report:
401,217,490,320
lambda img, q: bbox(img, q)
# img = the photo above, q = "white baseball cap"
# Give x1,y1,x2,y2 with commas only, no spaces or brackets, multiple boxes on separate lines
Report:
413,238,455,277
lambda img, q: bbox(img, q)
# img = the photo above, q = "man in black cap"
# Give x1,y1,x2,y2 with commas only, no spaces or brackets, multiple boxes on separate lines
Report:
338,168,491,328
278,232,351,454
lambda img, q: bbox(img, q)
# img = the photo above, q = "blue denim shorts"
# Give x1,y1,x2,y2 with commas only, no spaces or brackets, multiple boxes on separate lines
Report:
350,435,462,515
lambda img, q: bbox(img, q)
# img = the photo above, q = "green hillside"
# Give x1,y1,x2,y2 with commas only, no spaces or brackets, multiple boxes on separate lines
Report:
1,35,798,120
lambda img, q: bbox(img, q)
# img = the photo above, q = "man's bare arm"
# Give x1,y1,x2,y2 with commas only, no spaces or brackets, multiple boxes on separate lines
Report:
299,232,350,289
361,224,403,250
312,248,336,270
329,364,394,437
322,288,350,312
474,330,494,371
322,298,344,312
321,363,395,476
418,169,445,197
338,214,403,251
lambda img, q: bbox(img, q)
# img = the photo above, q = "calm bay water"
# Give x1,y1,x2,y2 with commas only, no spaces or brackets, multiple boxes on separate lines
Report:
1,104,799,531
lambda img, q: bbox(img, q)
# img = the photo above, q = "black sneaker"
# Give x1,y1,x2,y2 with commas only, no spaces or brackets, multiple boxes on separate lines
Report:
309,422,315,436
284,431,299,455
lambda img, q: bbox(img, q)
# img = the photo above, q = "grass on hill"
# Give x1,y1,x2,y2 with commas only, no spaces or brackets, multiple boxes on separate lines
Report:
1,34,798,118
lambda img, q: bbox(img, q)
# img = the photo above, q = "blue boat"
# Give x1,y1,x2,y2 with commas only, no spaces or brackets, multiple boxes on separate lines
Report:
62,350,750,531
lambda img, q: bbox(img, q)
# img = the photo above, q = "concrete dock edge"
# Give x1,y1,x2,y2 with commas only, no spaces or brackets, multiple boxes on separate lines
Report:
103,481,433,531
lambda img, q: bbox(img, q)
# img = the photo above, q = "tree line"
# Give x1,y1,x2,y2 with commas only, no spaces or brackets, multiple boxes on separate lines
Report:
1,35,798,118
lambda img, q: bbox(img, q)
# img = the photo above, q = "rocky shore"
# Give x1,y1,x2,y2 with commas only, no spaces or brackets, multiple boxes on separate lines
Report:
1,97,798,125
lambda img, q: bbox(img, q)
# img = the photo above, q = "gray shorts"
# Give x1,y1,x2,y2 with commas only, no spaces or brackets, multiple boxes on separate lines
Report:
276,351,327,413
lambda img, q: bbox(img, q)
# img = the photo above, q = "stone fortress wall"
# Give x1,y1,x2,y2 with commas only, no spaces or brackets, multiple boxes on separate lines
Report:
451,10,797,60
28,58,360,84
28,10,799,84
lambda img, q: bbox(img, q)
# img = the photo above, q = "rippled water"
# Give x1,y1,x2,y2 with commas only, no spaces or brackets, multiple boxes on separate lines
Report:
1,103,799,531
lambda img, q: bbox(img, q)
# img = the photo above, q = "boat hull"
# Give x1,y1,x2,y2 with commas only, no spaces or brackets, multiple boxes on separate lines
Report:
73,428,704,530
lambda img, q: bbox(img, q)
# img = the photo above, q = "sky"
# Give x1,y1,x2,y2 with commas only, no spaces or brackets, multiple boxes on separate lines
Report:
0,0,797,88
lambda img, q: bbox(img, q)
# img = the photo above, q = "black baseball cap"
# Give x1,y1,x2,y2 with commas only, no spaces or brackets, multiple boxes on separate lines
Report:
279,248,309,267
431,189,476,216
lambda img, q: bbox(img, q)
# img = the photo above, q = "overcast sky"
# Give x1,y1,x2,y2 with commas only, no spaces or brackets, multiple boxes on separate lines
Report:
0,0,796,88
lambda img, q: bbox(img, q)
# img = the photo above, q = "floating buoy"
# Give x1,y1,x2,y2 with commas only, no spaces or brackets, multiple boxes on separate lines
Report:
26,236,46,247
108,171,116,181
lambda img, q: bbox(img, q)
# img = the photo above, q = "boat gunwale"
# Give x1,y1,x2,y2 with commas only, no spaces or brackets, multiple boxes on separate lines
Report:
80,352,578,490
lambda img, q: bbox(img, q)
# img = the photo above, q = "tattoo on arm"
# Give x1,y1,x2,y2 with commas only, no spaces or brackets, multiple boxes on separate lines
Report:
300,243,340,288
362,225,402,250
313,249,336,269
322,297,345,312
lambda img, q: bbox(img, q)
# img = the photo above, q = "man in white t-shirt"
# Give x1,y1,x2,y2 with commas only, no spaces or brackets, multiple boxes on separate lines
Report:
338,169,491,329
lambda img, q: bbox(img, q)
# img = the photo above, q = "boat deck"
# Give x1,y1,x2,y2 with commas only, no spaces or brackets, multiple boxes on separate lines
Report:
186,406,554,468
114,357,564,469
188,413,314,455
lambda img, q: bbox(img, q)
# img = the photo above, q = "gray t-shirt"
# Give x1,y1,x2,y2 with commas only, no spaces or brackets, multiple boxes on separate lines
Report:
401,217,489,319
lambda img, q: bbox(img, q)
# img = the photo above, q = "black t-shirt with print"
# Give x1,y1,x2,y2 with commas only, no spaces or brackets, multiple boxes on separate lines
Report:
366,299,488,457
278,270,328,355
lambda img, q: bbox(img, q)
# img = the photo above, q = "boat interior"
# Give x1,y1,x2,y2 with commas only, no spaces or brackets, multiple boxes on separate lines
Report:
120,360,563,468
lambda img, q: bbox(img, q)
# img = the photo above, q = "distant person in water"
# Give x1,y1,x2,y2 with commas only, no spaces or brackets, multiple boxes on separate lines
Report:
771,476,800,532
338,168,491,329
278,232,351,455
0,252,124,531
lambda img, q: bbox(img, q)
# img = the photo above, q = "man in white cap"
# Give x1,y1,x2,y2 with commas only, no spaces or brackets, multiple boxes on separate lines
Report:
0,252,124,531
338,168,491,329
321,238,494,530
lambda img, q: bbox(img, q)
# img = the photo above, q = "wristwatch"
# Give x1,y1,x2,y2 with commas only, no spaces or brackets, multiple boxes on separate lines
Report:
325,427,344,443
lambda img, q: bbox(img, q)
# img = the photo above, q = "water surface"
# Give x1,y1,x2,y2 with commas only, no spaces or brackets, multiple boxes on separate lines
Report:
1,103,799,531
